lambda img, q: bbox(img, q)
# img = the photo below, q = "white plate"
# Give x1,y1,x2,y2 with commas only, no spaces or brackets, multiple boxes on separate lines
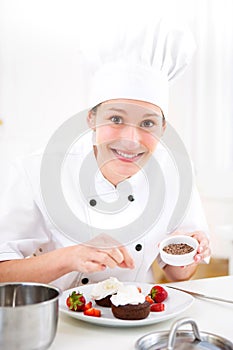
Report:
59,282,194,327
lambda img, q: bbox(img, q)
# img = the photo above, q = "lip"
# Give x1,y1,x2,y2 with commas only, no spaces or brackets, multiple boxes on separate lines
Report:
111,148,144,162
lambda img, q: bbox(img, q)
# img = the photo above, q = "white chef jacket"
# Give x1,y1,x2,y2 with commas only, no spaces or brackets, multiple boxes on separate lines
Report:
0,131,209,291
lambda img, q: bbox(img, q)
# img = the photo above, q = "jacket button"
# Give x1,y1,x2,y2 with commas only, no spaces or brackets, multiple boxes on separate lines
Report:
128,195,134,202
89,199,97,206
135,244,142,251
81,278,89,285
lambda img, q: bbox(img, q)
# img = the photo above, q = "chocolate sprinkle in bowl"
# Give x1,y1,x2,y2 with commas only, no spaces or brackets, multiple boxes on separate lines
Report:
163,243,194,255
159,235,198,266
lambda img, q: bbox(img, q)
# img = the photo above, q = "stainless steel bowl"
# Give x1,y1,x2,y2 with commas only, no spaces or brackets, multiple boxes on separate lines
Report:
0,282,61,350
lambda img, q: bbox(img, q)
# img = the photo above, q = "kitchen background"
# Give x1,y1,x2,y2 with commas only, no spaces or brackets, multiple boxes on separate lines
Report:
0,0,232,279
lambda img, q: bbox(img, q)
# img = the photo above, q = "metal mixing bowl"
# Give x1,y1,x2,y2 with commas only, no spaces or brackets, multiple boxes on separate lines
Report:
0,282,61,350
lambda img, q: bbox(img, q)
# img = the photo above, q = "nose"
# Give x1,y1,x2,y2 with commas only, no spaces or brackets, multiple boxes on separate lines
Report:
119,124,141,150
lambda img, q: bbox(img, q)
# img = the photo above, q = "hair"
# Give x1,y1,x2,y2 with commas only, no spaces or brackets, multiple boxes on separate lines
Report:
90,104,100,115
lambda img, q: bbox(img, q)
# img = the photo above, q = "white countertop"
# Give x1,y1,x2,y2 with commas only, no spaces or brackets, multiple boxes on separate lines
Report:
50,276,233,350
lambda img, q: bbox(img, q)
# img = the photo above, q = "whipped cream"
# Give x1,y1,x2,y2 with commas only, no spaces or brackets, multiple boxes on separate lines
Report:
90,277,123,300
110,285,146,306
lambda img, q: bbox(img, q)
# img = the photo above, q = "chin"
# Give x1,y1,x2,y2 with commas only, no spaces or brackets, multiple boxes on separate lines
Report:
114,168,140,183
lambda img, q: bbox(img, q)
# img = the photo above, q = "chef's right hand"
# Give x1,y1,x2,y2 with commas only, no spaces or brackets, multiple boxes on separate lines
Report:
68,234,135,273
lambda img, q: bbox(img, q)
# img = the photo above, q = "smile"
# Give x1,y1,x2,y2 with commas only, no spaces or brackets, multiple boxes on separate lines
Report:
111,148,144,162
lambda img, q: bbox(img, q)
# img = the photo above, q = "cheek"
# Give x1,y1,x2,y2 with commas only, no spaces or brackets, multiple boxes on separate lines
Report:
142,132,159,152
96,126,118,144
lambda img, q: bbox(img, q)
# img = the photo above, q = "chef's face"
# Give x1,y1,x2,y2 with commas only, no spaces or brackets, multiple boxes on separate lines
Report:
87,99,166,186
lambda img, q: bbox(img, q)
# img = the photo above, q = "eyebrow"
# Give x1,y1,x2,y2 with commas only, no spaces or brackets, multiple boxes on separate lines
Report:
106,107,162,118
106,107,127,114
142,113,162,119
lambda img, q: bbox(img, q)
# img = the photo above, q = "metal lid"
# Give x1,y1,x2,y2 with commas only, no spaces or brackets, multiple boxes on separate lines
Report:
135,318,233,350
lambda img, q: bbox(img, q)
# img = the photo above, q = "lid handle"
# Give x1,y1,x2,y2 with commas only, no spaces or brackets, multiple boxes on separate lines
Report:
167,317,203,350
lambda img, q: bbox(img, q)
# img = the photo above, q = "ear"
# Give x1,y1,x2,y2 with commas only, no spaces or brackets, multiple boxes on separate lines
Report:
161,120,167,136
87,110,96,130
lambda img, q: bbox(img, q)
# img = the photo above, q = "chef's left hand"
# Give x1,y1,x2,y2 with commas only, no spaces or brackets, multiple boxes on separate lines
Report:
172,230,211,264
163,230,211,282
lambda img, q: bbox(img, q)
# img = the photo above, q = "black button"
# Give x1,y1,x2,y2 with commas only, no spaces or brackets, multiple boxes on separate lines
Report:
89,199,97,206
81,278,89,285
135,244,142,251
128,195,134,202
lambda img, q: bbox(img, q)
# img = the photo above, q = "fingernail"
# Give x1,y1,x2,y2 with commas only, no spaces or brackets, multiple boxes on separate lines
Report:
130,262,135,269
199,246,203,253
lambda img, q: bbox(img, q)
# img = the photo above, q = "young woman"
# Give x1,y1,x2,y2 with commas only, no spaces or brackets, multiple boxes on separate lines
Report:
0,18,211,290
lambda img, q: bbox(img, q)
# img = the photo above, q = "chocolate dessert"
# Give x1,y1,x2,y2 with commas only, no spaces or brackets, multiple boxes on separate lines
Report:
95,294,113,307
90,277,123,308
111,300,150,320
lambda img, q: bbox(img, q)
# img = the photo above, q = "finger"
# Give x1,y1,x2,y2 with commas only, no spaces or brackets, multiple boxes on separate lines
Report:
80,261,107,273
118,245,135,269
197,238,209,254
98,248,124,265
91,251,120,269
191,231,208,242
185,231,209,254
197,237,209,254
194,246,211,263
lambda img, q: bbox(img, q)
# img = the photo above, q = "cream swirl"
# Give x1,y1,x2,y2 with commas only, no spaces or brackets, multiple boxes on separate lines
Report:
110,285,145,306
90,277,123,300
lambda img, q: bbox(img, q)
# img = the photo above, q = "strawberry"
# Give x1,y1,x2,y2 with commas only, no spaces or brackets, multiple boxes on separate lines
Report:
145,295,154,304
150,303,165,312
150,285,168,303
84,307,101,317
84,301,92,311
66,291,86,312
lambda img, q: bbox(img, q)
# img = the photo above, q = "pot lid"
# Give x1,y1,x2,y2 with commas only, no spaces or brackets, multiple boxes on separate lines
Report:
135,318,233,350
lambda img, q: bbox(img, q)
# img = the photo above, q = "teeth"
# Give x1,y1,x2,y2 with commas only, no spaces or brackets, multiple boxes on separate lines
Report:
115,150,139,159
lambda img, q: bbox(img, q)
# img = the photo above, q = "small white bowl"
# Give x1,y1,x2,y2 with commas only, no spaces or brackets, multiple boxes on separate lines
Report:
159,235,198,266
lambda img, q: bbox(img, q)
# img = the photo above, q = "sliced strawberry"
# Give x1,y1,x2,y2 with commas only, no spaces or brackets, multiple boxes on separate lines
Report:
84,301,92,311
145,295,154,304
150,303,165,312
84,307,101,317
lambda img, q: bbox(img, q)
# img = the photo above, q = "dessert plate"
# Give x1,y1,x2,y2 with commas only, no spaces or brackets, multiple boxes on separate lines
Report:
59,282,194,327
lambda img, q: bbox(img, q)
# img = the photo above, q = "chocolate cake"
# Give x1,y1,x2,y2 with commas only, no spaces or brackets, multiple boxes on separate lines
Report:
95,294,113,307
90,277,123,308
111,300,150,320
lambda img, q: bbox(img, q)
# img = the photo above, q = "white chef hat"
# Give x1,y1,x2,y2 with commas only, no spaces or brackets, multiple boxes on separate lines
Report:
86,16,196,117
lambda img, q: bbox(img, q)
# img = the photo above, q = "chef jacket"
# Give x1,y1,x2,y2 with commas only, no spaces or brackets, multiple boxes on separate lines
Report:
0,131,209,291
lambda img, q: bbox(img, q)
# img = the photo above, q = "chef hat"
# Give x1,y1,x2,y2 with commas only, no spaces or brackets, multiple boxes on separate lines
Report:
87,16,196,117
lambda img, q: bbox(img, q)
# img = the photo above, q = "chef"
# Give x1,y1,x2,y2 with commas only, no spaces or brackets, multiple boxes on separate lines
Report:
0,18,211,290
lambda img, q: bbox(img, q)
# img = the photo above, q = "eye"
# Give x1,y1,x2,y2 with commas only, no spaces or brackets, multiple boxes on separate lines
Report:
140,120,155,128
110,116,123,124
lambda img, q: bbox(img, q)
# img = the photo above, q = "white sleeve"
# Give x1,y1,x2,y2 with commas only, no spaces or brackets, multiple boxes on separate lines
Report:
0,158,52,261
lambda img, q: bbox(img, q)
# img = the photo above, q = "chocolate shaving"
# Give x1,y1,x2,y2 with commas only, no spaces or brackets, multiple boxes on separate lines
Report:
163,243,194,255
